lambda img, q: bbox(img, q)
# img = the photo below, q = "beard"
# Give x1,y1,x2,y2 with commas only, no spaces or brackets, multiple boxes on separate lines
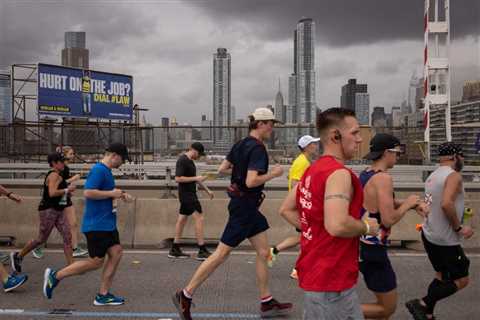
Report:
454,158,464,172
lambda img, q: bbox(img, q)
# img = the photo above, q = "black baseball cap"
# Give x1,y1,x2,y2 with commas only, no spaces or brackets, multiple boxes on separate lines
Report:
191,142,205,156
438,142,463,157
106,142,131,162
364,133,401,160
47,152,65,164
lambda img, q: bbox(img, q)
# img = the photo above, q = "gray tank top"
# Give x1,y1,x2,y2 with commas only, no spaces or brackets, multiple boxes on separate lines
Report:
422,166,464,246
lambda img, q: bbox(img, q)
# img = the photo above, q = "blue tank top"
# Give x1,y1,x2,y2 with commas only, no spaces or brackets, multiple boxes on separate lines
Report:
359,170,392,246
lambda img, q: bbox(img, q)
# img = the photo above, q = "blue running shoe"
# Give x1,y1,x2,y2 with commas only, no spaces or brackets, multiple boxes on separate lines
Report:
43,268,59,299
3,273,28,292
93,292,125,306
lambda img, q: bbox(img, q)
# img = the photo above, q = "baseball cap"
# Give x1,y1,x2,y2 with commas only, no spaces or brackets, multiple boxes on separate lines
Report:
106,142,131,162
364,133,401,160
47,153,65,164
438,142,463,157
298,135,320,149
250,107,281,123
191,142,205,156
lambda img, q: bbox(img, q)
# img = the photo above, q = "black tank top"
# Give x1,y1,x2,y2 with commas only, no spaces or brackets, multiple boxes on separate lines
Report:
38,170,68,211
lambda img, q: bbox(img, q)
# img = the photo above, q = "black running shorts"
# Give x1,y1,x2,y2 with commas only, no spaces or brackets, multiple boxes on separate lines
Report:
422,231,470,281
84,230,120,258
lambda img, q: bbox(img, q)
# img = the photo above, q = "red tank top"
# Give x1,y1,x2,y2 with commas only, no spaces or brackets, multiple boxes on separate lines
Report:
295,155,363,292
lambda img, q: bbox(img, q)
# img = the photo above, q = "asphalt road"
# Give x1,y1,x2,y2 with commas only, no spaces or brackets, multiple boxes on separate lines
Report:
1,249,479,319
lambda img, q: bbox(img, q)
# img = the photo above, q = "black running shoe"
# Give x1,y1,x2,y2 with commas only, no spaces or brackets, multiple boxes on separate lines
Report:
196,248,211,261
405,299,429,320
168,246,190,259
10,252,22,273
172,290,193,320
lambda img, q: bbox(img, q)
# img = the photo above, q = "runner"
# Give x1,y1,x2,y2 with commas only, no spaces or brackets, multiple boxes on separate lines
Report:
279,107,379,320
172,107,293,320
268,135,320,280
359,133,429,319
168,142,213,260
406,142,473,320
42,142,134,306
32,146,88,259
0,185,28,292
11,153,75,273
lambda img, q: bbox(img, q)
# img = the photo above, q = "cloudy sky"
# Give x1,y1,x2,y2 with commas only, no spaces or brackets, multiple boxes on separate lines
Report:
1,0,479,125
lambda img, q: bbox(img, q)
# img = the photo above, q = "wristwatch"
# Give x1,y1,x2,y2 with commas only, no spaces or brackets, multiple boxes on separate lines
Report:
454,225,463,233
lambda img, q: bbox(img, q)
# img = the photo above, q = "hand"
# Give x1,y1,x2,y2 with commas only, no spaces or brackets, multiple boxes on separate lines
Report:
67,185,76,194
196,175,207,183
121,192,135,203
364,217,380,236
8,193,22,203
207,191,214,200
460,225,474,239
406,194,421,209
271,164,284,178
111,188,123,199
415,202,430,218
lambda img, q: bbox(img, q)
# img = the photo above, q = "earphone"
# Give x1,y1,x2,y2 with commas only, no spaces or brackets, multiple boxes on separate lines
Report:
334,130,342,141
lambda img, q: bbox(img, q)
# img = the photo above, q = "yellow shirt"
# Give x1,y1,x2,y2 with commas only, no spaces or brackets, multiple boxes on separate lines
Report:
288,153,311,191
82,76,91,93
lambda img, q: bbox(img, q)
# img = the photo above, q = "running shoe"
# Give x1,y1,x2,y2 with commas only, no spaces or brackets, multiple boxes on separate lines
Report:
10,252,22,273
405,299,429,320
267,247,277,268
172,290,193,320
260,298,293,318
196,248,211,261
73,247,89,258
32,247,44,259
94,292,125,306
3,273,28,292
43,268,59,299
168,246,190,259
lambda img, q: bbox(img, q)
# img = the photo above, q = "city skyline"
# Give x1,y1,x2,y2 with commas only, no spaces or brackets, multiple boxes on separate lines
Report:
0,0,478,125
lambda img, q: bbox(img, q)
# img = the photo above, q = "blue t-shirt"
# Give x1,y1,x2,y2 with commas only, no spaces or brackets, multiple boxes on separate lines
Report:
81,162,117,233
227,136,268,194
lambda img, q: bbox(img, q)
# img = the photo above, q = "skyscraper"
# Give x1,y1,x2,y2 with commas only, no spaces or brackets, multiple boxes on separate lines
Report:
213,48,231,145
355,92,370,125
0,71,11,124
61,31,89,68
294,18,316,124
274,79,285,123
341,79,367,111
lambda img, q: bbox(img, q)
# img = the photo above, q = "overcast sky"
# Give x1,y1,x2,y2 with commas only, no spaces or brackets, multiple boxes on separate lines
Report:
1,0,479,125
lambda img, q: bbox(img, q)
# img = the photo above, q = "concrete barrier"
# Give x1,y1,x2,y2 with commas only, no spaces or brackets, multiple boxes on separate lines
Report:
2,195,480,249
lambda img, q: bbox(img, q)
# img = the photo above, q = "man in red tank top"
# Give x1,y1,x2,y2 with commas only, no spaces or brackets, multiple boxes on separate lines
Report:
280,108,379,320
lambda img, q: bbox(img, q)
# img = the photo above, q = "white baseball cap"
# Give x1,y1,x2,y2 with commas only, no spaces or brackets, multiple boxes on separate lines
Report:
298,135,320,148
250,107,281,123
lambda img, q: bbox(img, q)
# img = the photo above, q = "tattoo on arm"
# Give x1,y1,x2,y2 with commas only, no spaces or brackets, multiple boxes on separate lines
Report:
324,193,351,202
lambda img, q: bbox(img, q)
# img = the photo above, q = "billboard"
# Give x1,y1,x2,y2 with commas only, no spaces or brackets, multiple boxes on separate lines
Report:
38,63,133,120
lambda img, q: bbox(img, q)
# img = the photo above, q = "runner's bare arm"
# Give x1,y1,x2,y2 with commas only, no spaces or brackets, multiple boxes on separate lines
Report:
279,184,300,229
376,173,419,227
441,172,463,230
324,169,367,237
47,172,66,198
218,159,232,175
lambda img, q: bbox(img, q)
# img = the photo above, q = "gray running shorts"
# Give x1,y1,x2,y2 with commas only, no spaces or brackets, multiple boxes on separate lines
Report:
303,287,364,320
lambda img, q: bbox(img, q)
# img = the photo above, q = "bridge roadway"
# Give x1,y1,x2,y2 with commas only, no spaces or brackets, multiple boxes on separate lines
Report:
1,249,479,320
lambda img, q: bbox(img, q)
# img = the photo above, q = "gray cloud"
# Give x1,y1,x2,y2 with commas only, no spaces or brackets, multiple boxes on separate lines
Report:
185,0,479,46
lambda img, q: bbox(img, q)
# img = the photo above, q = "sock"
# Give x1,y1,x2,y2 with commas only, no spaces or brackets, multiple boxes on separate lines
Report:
272,247,279,255
422,278,458,314
182,289,193,300
198,244,206,251
172,242,180,249
261,295,273,304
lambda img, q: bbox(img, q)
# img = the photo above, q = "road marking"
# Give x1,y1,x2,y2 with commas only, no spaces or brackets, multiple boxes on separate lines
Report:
0,309,260,318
